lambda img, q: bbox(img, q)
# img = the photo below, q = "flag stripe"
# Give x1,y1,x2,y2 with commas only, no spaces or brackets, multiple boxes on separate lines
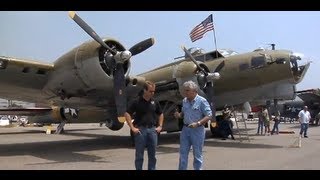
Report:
189,14,214,42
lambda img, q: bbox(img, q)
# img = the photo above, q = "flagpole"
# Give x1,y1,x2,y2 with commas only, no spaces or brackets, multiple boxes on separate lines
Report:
212,14,218,58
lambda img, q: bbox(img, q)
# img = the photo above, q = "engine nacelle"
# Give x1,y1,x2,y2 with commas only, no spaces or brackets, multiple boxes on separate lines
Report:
28,107,124,131
173,61,198,79
28,106,73,124
43,39,130,100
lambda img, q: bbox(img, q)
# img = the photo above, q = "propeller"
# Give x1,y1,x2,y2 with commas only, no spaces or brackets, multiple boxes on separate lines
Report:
181,46,224,120
129,38,155,56
68,11,116,55
68,11,155,120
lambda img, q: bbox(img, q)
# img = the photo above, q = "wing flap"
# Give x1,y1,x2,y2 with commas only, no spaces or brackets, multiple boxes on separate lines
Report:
0,108,52,116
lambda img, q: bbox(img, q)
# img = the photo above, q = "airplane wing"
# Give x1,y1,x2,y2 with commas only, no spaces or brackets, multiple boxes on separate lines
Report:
0,56,53,103
0,12,153,131
296,89,320,103
0,107,52,116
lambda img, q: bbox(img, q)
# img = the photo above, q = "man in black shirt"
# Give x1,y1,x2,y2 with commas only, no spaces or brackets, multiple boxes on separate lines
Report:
125,81,164,170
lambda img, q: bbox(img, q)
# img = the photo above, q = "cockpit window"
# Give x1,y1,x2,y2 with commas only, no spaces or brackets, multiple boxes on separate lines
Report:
218,49,239,57
251,56,266,69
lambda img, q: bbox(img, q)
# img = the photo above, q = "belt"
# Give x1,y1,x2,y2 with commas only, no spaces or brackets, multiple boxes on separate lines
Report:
184,123,191,127
184,123,203,128
137,125,155,128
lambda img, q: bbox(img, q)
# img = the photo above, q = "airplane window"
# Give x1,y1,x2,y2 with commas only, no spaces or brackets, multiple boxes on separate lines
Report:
22,67,30,73
0,59,8,69
37,69,47,75
239,63,249,71
219,49,238,57
251,56,266,69
195,55,205,62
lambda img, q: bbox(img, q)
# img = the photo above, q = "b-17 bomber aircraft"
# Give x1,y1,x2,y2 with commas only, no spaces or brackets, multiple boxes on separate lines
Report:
0,12,311,137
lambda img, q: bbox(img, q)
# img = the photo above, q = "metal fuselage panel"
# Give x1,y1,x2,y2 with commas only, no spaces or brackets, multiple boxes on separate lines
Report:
139,50,298,109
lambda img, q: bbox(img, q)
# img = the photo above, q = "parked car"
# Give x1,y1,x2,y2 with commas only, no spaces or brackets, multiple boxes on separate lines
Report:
0,116,10,126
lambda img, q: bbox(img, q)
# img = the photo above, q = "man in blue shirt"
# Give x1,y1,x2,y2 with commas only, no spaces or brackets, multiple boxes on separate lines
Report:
174,80,212,170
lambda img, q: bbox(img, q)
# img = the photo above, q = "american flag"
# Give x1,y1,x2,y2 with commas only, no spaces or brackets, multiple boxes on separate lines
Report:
189,14,214,42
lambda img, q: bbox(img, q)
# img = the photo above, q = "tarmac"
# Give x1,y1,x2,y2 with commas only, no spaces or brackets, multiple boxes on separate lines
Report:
0,121,320,170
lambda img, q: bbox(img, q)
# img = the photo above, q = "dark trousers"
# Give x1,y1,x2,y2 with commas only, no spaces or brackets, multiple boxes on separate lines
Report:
271,120,280,134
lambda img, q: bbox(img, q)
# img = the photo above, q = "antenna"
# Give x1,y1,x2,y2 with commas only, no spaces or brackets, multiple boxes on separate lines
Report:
270,43,275,50
264,43,276,50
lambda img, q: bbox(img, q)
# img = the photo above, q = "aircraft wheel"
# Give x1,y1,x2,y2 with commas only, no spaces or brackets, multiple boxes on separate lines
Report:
159,101,181,131
105,119,124,131
210,122,219,137
210,115,223,137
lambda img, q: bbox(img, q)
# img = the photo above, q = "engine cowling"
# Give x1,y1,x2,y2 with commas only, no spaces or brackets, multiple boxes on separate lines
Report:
43,39,130,100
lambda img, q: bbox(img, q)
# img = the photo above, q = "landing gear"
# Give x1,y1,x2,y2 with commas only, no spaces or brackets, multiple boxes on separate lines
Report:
210,115,236,139
105,119,124,131
159,101,181,132
210,115,223,138
55,120,66,134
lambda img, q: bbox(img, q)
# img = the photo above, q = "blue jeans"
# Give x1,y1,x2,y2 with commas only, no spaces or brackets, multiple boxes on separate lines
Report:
257,120,264,134
300,123,309,137
134,126,158,170
271,120,280,134
179,125,205,170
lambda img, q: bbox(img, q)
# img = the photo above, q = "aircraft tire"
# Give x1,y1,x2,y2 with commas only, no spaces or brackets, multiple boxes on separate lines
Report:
105,119,124,131
210,115,223,137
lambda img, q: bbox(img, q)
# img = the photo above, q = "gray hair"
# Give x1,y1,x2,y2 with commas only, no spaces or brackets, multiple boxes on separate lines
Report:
182,80,199,92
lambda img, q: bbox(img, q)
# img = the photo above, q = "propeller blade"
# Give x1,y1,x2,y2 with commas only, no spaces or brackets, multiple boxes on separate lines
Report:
129,38,155,56
181,46,208,76
68,11,116,55
181,45,217,119
214,61,225,73
113,63,127,117
204,82,216,119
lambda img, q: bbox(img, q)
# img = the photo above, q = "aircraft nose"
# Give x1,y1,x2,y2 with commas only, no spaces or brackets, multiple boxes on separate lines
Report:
289,52,311,84
291,52,304,60
290,52,304,72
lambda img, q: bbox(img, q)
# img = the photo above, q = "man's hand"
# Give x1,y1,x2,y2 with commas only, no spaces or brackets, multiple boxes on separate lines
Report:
188,122,199,128
156,126,162,133
131,127,141,135
174,111,181,119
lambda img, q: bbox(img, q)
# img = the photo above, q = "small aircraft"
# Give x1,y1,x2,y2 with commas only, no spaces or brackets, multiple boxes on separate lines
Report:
280,89,319,124
0,12,311,137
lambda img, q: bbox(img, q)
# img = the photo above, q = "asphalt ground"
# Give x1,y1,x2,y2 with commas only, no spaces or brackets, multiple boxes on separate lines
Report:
0,121,319,170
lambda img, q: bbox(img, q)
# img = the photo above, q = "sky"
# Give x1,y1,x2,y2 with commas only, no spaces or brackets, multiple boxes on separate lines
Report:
0,11,319,91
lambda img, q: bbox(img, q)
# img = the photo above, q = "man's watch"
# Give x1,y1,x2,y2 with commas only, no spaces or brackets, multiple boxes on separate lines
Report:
197,121,201,126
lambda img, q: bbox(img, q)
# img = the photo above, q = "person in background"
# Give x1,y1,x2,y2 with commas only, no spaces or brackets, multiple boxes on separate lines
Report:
315,111,320,126
271,110,281,135
298,106,311,138
256,108,264,135
262,106,270,136
221,106,235,140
